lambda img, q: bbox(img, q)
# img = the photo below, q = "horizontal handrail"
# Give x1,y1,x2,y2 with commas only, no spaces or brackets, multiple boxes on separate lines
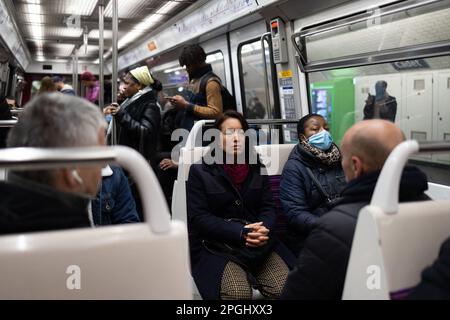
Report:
186,119,298,150
10,109,23,116
298,0,441,38
0,146,171,234
0,120,18,128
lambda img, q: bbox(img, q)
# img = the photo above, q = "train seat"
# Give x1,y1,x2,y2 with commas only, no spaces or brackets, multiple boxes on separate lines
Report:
343,140,450,299
0,146,192,299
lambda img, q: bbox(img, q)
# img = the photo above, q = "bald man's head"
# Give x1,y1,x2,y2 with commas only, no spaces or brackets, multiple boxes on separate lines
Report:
340,120,405,182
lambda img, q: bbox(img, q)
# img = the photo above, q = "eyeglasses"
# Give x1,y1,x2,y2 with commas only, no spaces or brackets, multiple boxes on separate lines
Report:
223,128,245,136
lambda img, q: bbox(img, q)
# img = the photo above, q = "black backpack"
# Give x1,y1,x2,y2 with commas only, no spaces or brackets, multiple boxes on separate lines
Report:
199,72,237,112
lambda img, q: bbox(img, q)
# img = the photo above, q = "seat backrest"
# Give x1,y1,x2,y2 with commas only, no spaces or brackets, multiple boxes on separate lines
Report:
0,222,191,299
0,146,192,299
171,146,210,224
343,200,450,299
255,144,295,238
255,144,295,176
343,140,450,299
426,182,450,200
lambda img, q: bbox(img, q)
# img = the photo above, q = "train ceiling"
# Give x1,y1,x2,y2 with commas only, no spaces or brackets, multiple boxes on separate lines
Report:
7,0,198,63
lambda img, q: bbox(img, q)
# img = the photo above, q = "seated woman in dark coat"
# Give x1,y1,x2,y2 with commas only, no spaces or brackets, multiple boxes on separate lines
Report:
280,114,346,256
187,110,296,300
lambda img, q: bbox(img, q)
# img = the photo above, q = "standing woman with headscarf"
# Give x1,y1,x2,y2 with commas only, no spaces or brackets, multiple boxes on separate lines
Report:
104,66,161,168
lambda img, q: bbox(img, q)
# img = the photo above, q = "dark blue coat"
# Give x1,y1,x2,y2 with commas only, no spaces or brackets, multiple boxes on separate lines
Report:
187,162,296,299
280,144,346,252
92,166,140,226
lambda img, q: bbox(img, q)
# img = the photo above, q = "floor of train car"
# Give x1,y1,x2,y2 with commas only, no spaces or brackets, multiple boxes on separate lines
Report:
409,160,450,185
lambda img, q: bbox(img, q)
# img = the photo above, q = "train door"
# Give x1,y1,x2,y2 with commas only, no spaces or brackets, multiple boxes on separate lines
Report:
201,36,232,93
229,21,280,119
404,73,433,160
435,71,450,163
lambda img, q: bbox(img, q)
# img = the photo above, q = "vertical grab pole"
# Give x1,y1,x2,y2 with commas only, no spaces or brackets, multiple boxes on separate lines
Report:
73,49,79,96
260,32,274,138
260,32,272,119
98,0,105,110
111,0,119,145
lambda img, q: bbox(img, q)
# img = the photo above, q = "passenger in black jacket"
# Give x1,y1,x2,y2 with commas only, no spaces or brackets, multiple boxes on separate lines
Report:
187,111,296,300
104,66,161,168
408,237,450,299
0,95,13,148
280,114,345,255
363,80,397,122
1,93,107,235
281,119,429,299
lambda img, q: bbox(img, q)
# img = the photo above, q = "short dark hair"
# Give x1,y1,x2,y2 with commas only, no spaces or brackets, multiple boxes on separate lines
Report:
80,71,96,81
52,75,64,83
214,110,249,132
297,113,325,135
179,44,206,67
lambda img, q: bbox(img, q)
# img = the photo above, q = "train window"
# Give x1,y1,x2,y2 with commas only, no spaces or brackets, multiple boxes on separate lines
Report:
308,55,450,186
238,40,274,120
294,0,450,71
155,66,189,98
154,51,225,100
206,51,226,85
295,0,450,186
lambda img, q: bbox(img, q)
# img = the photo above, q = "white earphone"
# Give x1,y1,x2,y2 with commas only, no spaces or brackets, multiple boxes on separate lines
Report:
71,170,83,185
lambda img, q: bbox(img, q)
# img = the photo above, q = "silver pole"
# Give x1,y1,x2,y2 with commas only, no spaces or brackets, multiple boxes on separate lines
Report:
111,0,119,145
98,1,105,110
260,32,272,119
112,0,118,102
73,49,79,95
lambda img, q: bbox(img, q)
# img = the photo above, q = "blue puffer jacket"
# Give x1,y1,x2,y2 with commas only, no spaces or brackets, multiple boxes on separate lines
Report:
280,144,346,250
92,166,140,226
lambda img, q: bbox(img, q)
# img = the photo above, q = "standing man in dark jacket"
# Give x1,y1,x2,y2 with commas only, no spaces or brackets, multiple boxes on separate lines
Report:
168,44,224,131
363,80,397,122
281,119,429,299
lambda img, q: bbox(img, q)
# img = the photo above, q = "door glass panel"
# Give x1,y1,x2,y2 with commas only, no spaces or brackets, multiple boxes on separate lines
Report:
239,40,274,119
308,55,450,186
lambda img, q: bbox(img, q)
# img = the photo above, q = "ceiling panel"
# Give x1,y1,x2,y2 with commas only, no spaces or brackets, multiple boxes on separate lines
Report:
20,0,98,16
11,0,199,62
104,0,161,19
23,26,84,39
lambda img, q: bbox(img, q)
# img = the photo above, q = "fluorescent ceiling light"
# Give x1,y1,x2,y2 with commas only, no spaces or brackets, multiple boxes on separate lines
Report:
104,0,145,19
88,29,113,39
164,66,186,74
118,14,163,49
24,1,44,42
27,26,83,39
157,1,181,14
53,0,98,16
22,13,44,24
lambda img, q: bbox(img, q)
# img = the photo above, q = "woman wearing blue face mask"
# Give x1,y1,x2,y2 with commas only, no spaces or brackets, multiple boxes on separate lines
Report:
280,114,346,256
